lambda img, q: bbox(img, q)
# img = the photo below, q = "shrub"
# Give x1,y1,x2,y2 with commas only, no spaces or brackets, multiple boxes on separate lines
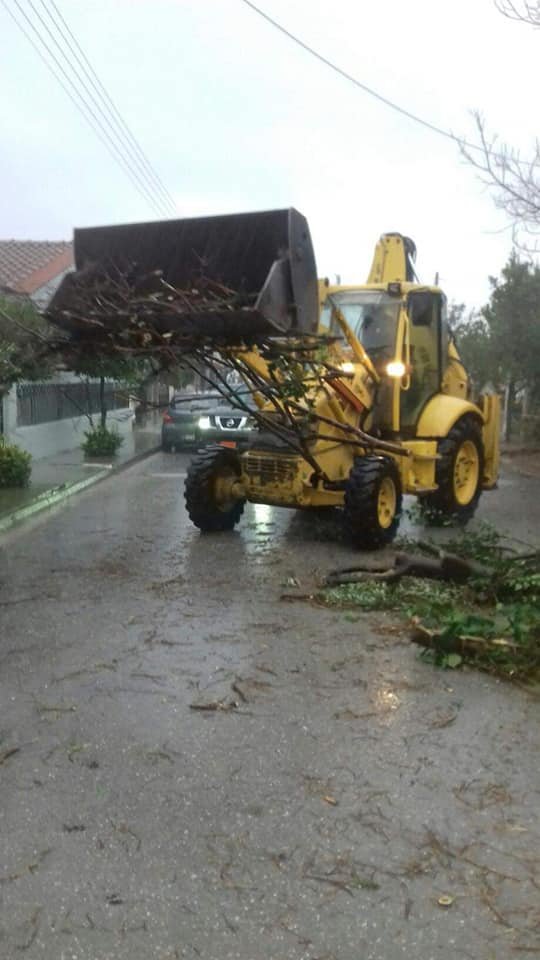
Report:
0,438,32,488
82,425,124,457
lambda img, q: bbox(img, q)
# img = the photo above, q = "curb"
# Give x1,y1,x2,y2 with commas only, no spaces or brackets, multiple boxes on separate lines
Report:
0,442,161,536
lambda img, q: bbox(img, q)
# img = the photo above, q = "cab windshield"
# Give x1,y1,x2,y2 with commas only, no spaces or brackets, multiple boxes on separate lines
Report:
324,290,400,360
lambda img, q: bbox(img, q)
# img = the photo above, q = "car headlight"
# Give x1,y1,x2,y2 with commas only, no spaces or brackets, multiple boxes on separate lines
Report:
198,416,211,430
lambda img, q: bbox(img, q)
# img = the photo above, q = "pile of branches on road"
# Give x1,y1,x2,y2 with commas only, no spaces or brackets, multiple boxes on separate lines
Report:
322,525,540,681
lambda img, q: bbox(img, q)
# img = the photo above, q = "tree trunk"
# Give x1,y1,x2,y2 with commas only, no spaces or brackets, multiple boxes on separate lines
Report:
84,379,94,428
100,376,107,429
520,387,530,444
502,379,515,443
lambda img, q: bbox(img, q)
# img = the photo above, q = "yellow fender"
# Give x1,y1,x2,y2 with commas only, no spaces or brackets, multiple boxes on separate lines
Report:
416,394,484,439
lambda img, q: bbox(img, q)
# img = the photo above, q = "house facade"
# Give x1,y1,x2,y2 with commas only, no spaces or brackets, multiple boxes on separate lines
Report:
0,240,133,458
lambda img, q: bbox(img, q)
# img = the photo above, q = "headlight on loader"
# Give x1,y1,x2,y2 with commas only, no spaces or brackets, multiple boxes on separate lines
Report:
386,361,406,378
198,416,211,430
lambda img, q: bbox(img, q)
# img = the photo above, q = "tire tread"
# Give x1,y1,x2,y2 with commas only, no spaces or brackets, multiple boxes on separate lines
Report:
344,456,402,549
184,446,245,532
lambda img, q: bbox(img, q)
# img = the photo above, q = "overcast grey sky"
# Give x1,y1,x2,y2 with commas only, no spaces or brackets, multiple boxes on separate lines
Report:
1,0,537,307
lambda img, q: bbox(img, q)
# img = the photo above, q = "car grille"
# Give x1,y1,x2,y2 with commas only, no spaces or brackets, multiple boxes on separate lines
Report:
245,453,299,485
218,416,243,430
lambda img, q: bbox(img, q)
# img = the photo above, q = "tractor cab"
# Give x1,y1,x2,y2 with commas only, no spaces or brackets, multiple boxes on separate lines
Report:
321,283,450,437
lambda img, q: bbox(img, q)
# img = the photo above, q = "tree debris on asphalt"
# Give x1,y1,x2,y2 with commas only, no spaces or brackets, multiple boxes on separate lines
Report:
325,550,490,586
322,525,540,680
0,746,20,766
189,699,239,712
410,618,520,658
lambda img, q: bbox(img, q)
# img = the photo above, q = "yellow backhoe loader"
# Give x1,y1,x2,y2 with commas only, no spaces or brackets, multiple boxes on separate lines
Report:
49,208,500,548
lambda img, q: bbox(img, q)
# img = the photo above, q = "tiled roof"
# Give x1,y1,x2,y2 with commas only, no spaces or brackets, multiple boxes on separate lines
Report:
0,240,73,295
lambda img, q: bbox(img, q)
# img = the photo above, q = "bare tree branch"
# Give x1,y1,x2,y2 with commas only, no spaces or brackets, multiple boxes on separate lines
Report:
459,112,540,254
494,0,540,26
458,4,540,249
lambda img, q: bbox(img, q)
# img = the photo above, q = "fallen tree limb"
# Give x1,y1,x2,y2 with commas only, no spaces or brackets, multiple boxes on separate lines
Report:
410,620,520,656
325,551,491,586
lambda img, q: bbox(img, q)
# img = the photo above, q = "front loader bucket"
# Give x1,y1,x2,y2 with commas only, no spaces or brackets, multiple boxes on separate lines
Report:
49,208,318,342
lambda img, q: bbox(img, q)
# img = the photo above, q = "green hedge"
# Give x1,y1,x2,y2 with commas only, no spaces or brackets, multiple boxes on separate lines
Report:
0,439,32,488
82,425,124,457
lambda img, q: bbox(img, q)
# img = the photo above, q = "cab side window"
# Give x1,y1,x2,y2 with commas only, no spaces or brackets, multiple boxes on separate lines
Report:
401,292,442,426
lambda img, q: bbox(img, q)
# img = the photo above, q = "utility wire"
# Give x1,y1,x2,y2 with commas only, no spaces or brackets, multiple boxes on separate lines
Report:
39,0,177,214
20,0,171,215
1,0,168,216
241,0,533,163
29,0,174,214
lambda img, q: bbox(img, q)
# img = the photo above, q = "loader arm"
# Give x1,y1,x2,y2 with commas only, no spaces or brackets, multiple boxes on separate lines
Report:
366,233,417,284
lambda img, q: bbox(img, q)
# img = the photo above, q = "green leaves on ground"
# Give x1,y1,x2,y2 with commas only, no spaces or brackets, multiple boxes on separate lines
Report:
322,524,540,681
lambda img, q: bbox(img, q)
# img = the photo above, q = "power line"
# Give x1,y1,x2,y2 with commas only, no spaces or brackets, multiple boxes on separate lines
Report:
240,0,521,161
28,0,174,214
241,0,466,145
1,0,169,216
4,0,166,215
39,0,177,214
20,0,172,215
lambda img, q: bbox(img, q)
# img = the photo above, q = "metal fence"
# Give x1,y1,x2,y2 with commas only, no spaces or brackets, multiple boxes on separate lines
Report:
16,381,128,427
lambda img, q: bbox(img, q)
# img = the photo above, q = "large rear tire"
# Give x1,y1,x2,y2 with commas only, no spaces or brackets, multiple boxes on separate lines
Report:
184,446,245,532
419,415,484,525
344,456,402,549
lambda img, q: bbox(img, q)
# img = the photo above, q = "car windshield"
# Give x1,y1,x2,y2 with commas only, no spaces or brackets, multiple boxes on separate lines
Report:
324,291,400,357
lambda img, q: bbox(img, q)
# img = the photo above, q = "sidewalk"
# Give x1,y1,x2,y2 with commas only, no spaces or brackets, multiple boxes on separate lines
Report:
501,442,540,480
0,415,161,533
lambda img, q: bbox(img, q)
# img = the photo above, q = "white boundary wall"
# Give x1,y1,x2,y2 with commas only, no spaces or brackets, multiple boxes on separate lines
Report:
1,385,133,460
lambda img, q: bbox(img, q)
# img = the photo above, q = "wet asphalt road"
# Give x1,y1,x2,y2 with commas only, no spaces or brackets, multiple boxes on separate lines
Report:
1,452,539,960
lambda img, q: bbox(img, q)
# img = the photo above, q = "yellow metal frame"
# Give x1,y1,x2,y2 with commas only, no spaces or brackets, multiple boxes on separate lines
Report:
416,395,484,438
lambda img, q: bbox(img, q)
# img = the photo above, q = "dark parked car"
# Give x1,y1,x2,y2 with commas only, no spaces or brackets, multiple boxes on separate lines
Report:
161,392,257,451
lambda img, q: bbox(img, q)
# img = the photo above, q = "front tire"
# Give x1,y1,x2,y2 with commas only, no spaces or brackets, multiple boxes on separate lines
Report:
344,456,402,549
184,445,245,532
419,415,484,525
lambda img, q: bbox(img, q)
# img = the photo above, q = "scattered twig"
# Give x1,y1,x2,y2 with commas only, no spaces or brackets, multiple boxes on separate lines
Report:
0,848,52,884
231,681,249,704
0,746,20,765
189,700,238,712
280,592,317,602
304,874,355,897
15,906,42,951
